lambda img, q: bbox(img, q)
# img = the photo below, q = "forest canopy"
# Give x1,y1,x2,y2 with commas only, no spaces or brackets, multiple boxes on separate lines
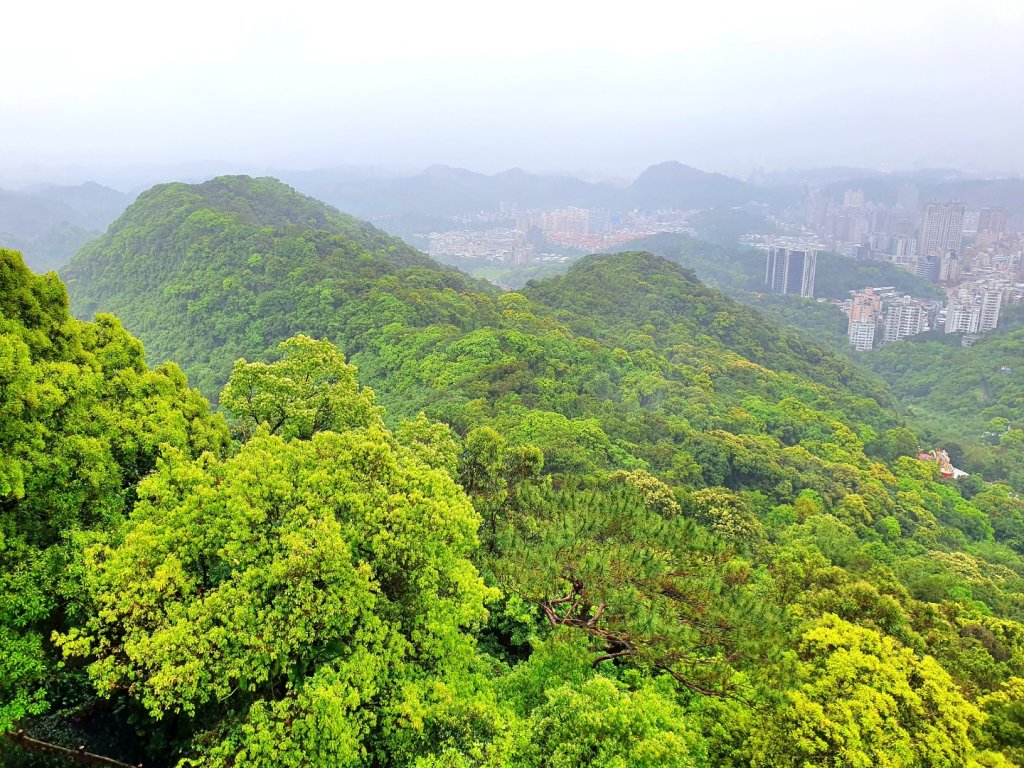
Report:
5,178,1024,767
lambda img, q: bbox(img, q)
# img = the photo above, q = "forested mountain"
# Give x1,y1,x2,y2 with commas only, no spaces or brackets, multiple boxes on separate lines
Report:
65,176,892,473
6,177,1024,767
64,175,468,396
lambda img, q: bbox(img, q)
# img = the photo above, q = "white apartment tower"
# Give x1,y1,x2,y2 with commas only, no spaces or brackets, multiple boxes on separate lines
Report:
945,298,981,334
945,286,1004,335
919,200,965,259
883,297,926,343
980,289,1003,332
848,289,882,351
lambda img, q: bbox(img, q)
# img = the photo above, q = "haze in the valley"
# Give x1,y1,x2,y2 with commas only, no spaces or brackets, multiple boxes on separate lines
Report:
3,0,1023,189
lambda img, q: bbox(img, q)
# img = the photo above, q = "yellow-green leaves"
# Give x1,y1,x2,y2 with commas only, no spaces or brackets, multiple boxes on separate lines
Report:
749,614,983,768
220,335,383,441
59,415,494,765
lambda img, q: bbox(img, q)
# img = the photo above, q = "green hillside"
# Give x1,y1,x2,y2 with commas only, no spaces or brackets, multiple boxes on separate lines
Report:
5,178,1021,767
64,175,470,396
868,321,1024,489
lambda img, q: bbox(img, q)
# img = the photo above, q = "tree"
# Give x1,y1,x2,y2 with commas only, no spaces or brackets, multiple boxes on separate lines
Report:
490,483,776,698
0,249,228,732
977,677,1024,766
458,426,543,550
748,614,984,768
220,334,382,441
519,675,708,767
56,420,495,766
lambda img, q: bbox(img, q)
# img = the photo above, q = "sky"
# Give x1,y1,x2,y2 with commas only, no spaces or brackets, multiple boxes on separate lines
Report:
2,0,1023,186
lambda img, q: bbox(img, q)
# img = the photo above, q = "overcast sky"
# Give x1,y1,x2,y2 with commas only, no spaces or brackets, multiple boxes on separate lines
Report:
2,0,1023,185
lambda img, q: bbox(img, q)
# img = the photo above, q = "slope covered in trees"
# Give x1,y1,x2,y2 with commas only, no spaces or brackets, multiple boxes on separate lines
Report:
867,320,1024,490
63,175,469,396
7,178,1024,767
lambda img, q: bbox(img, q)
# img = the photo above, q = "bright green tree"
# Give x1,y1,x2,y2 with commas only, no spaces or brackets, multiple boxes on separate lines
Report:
57,420,497,766
220,334,382,441
0,248,228,731
748,614,984,768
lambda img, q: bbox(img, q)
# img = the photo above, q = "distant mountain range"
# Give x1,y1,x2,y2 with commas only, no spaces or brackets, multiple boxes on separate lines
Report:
0,182,131,271
277,161,1024,230
276,161,795,220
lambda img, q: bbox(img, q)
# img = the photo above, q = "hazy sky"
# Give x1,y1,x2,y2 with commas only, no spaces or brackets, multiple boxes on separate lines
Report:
3,0,1023,184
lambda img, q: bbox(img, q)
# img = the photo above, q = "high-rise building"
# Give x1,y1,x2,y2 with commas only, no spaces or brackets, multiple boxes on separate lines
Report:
848,320,877,351
915,254,940,282
883,297,927,343
945,285,1004,335
848,289,882,350
919,200,965,259
978,207,1008,235
939,253,961,282
843,189,865,209
850,289,881,322
980,289,1003,332
945,296,981,334
765,245,817,297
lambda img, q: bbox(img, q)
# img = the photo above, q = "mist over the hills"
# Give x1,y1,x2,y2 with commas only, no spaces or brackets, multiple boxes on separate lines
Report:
3,0,1023,186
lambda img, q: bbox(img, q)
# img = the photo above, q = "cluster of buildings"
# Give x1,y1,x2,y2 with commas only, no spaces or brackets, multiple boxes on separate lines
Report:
842,277,1023,351
427,228,535,264
794,186,1024,350
843,288,942,350
426,203,693,263
804,184,1016,267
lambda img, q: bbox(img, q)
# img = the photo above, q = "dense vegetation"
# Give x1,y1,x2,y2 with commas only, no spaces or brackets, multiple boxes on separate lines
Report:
5,177,1024,767
868,313,1024,490
64,176,475,398
0,248,229,754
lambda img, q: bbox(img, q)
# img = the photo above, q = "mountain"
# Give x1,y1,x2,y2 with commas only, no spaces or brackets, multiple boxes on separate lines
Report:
0,182,131,271
66,175,896,476
279,161,798,227
27,181,131,225
279,164,621,219
64,175,475,396
628,161,758,209
522,250,888,401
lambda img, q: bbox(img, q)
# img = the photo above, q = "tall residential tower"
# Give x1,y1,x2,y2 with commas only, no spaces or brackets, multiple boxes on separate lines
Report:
919,200,965,259
765,245,817,297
